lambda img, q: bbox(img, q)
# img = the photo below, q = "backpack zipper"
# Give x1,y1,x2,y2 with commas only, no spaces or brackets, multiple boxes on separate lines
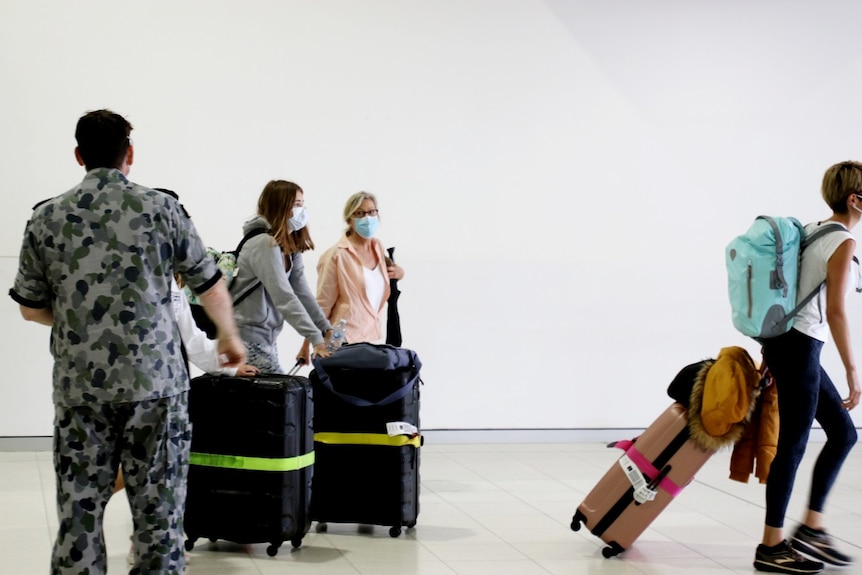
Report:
746,260,753,318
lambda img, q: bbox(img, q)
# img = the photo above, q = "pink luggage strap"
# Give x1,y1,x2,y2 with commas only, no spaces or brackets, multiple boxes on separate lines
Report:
613,439,683,498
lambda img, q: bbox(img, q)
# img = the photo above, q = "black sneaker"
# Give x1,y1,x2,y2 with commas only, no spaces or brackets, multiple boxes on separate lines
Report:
754,540,824,574
791,525,854,566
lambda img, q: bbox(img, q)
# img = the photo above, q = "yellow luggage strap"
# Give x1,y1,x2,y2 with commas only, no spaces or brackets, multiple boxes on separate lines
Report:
190,451,314,472
314,432,423,448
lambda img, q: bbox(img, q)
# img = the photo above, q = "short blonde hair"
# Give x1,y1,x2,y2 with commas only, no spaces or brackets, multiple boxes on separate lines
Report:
822,161,862,213
342,191,378,235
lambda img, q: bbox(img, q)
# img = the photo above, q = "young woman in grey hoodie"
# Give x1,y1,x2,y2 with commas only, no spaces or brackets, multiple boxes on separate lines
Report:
230,180,333,373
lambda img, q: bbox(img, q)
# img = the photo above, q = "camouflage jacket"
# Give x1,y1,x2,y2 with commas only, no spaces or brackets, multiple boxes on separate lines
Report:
9,168,220,407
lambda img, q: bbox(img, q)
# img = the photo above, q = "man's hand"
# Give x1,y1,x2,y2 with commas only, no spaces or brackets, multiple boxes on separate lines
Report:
217,335,247,368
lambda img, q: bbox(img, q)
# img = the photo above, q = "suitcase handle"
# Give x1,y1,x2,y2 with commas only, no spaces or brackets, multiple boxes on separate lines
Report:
287,361,302,376
310,358,417,407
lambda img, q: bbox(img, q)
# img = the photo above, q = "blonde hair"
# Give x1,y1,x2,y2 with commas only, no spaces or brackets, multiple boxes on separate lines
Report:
822,161,862,214
257,180,315,253
342,191,378,236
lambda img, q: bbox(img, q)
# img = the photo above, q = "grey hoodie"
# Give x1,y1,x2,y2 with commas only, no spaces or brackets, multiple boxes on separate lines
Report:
231,215,331,347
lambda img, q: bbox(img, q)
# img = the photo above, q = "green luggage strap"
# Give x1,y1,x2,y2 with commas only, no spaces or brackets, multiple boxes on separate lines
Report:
314,432,423,448
189,451,315,472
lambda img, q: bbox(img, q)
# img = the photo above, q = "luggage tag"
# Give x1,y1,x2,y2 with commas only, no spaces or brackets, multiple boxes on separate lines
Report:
386,421,419,437
618,454,657,504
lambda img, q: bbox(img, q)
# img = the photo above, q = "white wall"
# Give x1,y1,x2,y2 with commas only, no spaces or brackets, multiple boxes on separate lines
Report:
3,0,862,436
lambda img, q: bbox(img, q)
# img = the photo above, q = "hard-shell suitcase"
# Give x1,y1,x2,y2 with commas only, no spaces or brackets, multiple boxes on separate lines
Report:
183,373,313,556
570,402,714,557
310,343,422,537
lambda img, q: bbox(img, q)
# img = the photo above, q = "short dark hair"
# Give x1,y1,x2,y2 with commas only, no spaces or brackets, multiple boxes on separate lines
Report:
74,109,133,170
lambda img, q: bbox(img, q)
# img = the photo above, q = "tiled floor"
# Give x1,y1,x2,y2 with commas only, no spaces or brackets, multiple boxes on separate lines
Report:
2,440,861,574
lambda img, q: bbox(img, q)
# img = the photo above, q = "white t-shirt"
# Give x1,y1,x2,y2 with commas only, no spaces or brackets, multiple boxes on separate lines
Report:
364,264,386,313
793,221,859,342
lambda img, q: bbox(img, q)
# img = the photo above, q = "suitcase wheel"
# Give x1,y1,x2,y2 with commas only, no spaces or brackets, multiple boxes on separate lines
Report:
407,521,416,529
266,543,281,557
570,509,586,532
291,536,303,549
389,526,401,538
602,542,625,558
184,539,195,552
315,522,328,533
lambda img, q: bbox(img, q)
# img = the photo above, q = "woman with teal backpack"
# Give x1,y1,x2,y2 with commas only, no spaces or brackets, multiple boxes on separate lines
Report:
753,161,862,575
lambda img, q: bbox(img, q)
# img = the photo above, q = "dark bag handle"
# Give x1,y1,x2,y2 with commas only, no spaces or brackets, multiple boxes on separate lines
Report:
311,344,421,407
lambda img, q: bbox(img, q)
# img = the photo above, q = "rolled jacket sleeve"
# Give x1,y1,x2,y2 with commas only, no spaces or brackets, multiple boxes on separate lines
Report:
316,246,339,321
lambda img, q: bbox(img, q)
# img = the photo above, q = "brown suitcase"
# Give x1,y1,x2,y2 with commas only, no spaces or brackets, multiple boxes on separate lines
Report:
570,402,714,557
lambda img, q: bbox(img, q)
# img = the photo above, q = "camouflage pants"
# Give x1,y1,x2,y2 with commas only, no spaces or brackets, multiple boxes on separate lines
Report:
51,392,191,575
243,340,284,374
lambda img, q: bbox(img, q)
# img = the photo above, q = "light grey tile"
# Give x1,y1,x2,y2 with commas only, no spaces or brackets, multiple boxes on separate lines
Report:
5,441,862,575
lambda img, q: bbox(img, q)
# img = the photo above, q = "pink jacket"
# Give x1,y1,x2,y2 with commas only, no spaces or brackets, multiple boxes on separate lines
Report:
316,235,390,343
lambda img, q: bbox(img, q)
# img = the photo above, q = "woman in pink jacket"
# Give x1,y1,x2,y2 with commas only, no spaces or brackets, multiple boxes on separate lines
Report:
297,192,404,364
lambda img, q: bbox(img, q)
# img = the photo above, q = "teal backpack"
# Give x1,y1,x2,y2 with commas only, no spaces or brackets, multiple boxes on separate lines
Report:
726,216,843,341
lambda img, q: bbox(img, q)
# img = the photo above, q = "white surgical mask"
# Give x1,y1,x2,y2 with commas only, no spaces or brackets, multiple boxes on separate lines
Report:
288,206,308,231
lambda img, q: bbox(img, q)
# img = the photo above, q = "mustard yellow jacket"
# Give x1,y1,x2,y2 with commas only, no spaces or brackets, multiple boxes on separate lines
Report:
685,346,778,484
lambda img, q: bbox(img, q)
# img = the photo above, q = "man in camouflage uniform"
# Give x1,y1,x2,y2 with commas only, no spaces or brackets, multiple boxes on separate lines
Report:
9,109,246,574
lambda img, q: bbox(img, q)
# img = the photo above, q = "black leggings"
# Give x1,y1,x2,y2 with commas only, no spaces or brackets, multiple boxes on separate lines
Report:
762,328,857,528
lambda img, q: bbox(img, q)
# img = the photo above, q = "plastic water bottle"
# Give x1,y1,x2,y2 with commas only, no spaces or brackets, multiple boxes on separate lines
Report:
326,319,348,352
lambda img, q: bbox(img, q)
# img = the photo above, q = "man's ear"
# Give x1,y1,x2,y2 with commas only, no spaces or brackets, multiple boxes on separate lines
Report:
74,147,85,167
120,144,134,175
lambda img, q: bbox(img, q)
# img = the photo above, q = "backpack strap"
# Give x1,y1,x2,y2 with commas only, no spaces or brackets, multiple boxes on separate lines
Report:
802,222,846,249
772,222,847,334
755,216,802,292
230,228,268,306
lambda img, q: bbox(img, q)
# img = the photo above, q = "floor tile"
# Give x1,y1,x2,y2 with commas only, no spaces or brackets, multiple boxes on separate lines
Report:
2,441,860,575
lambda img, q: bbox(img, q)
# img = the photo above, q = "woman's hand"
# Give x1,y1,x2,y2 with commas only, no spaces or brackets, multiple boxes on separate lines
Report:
313,342,331,359
387,263,404,280
236,364,260,377
296,340,312,366
844,369,861,410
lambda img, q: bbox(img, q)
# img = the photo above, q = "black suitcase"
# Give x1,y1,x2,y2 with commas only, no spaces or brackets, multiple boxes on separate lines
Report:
183,373,313,556
310,343,422,537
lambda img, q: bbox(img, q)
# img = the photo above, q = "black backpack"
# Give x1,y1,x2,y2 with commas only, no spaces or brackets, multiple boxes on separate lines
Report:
188,228,267,339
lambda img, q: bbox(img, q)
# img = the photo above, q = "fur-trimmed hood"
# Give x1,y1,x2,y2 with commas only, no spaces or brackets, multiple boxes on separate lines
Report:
686,347,763,452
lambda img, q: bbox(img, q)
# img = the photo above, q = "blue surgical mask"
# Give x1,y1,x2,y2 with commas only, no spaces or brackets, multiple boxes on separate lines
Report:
288,206,308,232
354,215,379,239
